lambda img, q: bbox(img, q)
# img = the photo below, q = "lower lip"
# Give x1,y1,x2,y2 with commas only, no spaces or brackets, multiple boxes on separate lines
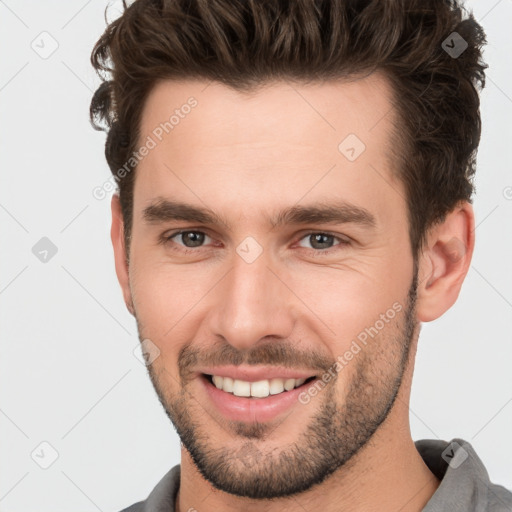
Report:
200,374,317,423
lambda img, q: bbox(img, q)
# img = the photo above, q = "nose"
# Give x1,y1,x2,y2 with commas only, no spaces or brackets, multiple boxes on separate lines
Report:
207,248,296,352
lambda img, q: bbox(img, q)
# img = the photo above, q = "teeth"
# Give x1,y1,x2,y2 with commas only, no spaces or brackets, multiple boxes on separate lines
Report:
222,376,234,392
269,378,284,395
251,380,270,398
212,375,223,388
210,375,310,397
233,379,251,397
284,378,296,391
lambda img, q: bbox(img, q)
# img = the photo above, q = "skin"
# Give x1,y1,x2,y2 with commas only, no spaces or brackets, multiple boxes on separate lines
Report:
111,73,475,512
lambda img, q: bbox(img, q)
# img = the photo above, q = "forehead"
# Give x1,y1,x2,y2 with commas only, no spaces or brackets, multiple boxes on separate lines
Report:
133,73,405,229
139,73,397,149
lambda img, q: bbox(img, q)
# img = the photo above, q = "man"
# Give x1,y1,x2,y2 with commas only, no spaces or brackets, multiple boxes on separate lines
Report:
90,0,511,510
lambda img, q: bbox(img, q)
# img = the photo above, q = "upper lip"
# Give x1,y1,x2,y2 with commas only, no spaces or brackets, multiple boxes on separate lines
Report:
197,366,318,382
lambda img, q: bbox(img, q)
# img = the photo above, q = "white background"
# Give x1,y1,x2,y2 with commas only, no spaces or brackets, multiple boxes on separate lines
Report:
1,1,511,510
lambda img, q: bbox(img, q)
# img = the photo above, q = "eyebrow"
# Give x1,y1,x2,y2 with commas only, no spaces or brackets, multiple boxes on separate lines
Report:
142,197,376,230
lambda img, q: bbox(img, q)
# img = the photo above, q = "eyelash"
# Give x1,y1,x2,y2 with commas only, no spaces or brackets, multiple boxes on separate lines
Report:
159,230,351,256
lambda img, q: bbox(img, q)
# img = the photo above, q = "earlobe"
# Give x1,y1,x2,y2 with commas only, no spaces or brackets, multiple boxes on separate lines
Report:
110,193,135,317
416,203,475,322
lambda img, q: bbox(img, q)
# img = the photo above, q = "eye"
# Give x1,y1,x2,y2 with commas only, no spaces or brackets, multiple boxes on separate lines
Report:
160,229,351,256
296,232,350,253
162,230,213,251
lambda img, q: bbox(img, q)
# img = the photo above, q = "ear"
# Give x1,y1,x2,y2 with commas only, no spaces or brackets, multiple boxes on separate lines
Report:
416,201,475,322
111,193,135,316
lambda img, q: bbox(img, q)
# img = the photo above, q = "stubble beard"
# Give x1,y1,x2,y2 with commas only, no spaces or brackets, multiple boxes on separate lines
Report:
138,268,419,499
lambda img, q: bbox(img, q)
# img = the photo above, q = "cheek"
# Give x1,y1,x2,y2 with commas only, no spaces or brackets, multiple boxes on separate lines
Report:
129,255,216,339
284,254,411,353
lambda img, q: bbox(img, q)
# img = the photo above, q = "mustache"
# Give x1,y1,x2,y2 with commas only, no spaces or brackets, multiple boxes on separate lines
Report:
177,340,334,383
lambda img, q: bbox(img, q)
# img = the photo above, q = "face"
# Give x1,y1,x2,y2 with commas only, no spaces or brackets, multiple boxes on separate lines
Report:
119,74,419,499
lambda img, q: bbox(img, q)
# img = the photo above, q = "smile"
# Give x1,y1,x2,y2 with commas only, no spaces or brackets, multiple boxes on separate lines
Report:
200,373,320,423
206,374,316,398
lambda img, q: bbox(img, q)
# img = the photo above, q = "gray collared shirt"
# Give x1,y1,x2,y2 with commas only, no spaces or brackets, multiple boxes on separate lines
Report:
120,438,512,511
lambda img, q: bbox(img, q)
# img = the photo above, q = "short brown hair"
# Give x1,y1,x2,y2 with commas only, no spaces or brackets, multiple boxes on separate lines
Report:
90,0,487,259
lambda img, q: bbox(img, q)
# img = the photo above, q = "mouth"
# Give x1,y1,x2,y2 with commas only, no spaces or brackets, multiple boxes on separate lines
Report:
199,373,320,423
202,373,317,398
